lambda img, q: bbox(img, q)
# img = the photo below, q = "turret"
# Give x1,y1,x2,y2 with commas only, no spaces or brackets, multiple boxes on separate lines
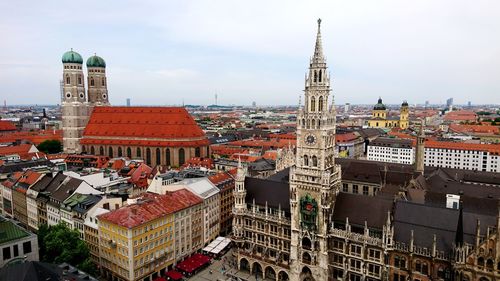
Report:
86,54,109,105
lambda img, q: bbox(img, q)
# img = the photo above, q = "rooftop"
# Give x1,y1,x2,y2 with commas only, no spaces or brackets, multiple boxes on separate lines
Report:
0,216,30,245
81,107,208,147
98,189,202,228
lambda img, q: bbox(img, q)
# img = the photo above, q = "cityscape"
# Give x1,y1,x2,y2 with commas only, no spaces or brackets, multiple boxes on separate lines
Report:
1,2,500,281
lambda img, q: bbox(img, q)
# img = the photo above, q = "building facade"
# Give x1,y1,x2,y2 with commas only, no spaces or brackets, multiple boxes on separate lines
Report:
367,137,415,165
98,190,202,281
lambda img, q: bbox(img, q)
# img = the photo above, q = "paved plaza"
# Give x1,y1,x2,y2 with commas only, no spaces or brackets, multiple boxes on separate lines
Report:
189,249,267,281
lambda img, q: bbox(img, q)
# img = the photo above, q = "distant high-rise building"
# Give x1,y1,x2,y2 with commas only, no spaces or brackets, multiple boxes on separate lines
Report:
425,100,429,108
467,101,472,107
252,101,256,108
446,98,453,107
344,102,350,113
126,98,131,106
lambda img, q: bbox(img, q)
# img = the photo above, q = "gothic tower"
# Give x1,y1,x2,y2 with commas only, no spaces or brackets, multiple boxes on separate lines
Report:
415,120,425,174
61,49,90,154
400,101,409,129
232,159,247,245
289,19,342,281
86,54,109,105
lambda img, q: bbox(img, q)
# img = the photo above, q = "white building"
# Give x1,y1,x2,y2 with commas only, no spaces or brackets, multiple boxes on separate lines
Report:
367,137,414,165
368,138,500,172
424,141,500,172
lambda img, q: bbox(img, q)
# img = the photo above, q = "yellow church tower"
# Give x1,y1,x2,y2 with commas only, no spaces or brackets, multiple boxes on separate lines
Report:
399,101,409,129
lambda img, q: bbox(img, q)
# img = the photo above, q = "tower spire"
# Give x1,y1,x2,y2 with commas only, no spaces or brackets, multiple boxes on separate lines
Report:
312,18,325,64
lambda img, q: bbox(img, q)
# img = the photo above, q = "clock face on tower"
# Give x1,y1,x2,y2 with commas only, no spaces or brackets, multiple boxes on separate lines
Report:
305,134,316,145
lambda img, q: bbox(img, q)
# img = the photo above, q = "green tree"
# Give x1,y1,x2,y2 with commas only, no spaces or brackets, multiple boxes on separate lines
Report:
38,223,96,275
37,140,62,154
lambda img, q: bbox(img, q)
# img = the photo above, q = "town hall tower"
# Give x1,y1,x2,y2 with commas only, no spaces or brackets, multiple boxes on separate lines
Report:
289,19,342,281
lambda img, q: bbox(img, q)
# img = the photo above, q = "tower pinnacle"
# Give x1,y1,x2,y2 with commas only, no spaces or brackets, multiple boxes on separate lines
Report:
313,18,325,64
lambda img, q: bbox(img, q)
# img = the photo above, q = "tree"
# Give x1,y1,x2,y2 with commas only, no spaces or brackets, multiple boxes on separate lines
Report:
37,140,62,154
38,223,96,275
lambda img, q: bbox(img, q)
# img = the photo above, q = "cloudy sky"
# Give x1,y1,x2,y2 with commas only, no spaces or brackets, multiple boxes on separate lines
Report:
1,0,499,106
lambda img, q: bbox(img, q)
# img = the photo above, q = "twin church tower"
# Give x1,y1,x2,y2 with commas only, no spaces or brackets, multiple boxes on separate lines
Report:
60,50,109,153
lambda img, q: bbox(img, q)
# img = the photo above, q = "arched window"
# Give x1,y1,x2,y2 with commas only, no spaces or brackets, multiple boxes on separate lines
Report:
82,146,87,153
78,76,82,85
108,147,113,158
302,252,312,264
90,78,94,86
313,71,317,82
146,148,151,165
156,148,161,165
302,237,312,250
136,147,141,158
117,147,122,157
486,259,494,270
195,147,201,157
318,96,323,111
179,148,185,166
303,155,309,166
310,97,316,112
126,147,131,158
166,148,171,166
99,146,104,156
318,70,322,82
66,75,70,84
302,119,305,127
478,257,485,267
90,146,95,155
102,79,105,86
312,156,318,167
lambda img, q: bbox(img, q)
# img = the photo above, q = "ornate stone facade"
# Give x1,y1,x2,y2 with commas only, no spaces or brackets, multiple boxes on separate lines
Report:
231,19,500,281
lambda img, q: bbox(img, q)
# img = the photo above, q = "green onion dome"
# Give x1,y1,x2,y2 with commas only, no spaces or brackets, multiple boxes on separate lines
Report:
374,97,386,110
62,49,83,64
86,54,106,68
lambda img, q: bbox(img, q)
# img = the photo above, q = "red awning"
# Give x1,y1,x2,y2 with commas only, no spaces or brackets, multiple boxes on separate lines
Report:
175,254,211,273
165,270,183,280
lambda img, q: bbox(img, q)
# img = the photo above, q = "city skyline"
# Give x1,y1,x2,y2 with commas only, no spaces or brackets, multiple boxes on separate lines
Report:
1,0,499,106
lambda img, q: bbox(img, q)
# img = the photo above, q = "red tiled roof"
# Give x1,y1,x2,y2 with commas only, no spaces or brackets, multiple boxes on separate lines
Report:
0,144,44,160
208,171,234,185
98,189,202,228
336,132,362,143
268,133,297,140
0,144,34,155
425,140,500,154
181,157,213,169
82,107,208,147
65,154,110,168
17,170,43,186
449,124,499,135
0,120,16,131
0,130,62,145
262,150,278,160
444,110,477,121
129,163,152,188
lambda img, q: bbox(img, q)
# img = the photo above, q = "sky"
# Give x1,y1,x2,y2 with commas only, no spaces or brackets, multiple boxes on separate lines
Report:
0,0,499,106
